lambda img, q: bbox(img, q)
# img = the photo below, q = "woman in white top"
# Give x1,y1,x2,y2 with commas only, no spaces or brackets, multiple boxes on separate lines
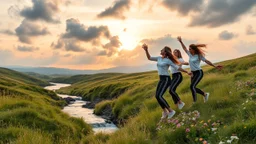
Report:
169,49,189,109
142,43,191,119
177,36,223,103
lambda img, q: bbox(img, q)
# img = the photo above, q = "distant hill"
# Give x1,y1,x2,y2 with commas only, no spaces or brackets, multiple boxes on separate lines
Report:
0,67,49,87
4,64,158,75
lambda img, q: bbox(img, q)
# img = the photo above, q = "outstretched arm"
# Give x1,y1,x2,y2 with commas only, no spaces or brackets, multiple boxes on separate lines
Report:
178,67,192,76
177,36,189,53
205,59,223,70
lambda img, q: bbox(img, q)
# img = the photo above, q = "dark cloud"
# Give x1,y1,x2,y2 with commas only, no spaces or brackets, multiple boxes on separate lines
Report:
51,39,64,49
246,25,256,35
62,18,111,42
65,41,86,52
218,30,236,40
190,0,256,27
0,30,16,35
20,0,60,23
15,20,50,44
16,45,40,52
99,36,122,56
97,0,131,20
162,0,203,16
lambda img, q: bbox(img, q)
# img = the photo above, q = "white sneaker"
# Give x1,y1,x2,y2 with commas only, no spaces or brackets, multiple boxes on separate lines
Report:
161,112,167,119
204,93,210,103
167,110,176,119
178,102,185,110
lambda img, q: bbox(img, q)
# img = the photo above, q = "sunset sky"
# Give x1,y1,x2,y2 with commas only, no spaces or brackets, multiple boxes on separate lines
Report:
0,0,256,70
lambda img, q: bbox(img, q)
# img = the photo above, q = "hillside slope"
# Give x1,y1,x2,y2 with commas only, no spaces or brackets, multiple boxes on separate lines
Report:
57,53,256,144
0,68,92,143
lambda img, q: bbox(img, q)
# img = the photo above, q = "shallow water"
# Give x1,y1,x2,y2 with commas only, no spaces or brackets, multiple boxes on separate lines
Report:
44,83,118,133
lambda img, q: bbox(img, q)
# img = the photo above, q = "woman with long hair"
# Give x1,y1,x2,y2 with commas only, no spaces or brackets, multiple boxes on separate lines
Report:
169,49,189,109
177,36,223,103
142,43,191,119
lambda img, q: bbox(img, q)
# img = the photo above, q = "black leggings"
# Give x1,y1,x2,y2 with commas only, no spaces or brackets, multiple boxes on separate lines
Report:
190,70,205,102
156,75,171,109
169,72,182,104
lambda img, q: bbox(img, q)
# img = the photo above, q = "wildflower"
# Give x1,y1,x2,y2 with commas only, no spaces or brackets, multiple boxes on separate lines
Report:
199,138,203,141
227,139,232,143
204,123,208,126
211,128,217,131
176,123,181,128
212,122,216,126
186,128,190,133
203,140,208,144
208,119,211,123
219,141,225,144
231,136,239,140
191,124,194,127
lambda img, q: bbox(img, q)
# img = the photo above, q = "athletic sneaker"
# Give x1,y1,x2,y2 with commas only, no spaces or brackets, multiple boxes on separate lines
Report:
178,102,185,110
204,93,210,103
161,112,168,119
167,110,176,119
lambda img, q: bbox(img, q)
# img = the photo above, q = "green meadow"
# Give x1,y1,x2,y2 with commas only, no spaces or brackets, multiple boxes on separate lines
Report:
1,53,255,144
55,53,256,144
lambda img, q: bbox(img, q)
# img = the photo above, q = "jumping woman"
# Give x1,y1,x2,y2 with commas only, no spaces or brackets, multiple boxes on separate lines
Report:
177,36,223,103
169,49,189,109
142,43,191,119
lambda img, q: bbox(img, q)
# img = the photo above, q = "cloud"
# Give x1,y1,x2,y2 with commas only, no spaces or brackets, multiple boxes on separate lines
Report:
218,30,237,40
65,41,86,52
162,0,203,16
20,0,60,23
15,20,50,44
16,45,40,52
62,18,111,42
0,49,13,65
99,36,122,56
190,0,256,27
97,0,131,20
0,30,16,35
52,18,113,52
246,25,256,35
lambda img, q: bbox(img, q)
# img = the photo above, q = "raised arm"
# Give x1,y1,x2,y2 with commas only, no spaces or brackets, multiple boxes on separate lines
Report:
177,36,189,53
142,43,151,60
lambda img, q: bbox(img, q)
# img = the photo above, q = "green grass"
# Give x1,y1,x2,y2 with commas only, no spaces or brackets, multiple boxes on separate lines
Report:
0,68,92,143
56,53,256,144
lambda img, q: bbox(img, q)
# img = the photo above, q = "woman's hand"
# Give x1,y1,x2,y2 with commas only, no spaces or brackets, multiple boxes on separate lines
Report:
188,72,193,77
142,43,148,51
177,36,182,42
215,65,223,70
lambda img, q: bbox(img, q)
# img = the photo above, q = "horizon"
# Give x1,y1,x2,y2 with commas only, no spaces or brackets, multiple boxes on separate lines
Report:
0,0,256,70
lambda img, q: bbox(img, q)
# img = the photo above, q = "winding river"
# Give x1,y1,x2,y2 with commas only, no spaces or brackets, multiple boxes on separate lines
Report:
44,83,118,133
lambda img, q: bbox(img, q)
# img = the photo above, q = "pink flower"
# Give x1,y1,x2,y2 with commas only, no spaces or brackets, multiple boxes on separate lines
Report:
176,123,181,128
185,128,190,133
204,123,208,126
203,140,208,144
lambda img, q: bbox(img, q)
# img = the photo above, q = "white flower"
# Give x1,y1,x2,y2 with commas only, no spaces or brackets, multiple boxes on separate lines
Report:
231,136,239,140
211,128,217,131
227,140,232,143
219,141,225,144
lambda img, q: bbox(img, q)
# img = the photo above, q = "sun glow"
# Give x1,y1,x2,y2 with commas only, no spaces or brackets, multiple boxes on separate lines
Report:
119,32,138,50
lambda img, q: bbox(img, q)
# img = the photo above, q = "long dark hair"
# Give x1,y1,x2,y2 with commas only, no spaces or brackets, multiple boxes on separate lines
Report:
189,44,206,60
164,46,179,64
174,49,182,58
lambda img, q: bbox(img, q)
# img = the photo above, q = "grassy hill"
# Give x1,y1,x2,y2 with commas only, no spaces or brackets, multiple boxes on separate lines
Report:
56,53,256,144
0,68,92,143
0,68,49,87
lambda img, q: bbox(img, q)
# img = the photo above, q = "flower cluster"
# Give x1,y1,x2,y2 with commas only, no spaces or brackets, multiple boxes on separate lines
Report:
219,135,239,144
157,110,224,143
